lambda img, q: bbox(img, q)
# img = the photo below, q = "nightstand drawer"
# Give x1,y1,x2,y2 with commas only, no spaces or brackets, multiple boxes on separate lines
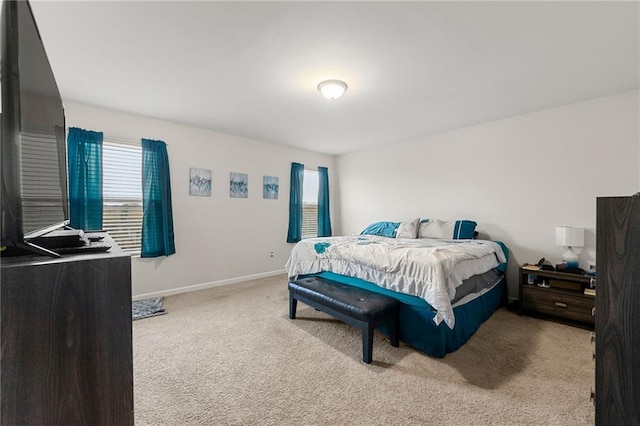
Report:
522,286,595,325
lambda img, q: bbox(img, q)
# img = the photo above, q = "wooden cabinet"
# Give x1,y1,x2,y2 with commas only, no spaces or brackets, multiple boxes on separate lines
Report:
595,195,640,424
519,266,594,329
1,237,133,425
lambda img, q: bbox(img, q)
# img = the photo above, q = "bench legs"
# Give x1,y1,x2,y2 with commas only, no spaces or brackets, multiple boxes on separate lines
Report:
362,324,374,364
362,316,399,364
389,315,399,348
289,292,297,320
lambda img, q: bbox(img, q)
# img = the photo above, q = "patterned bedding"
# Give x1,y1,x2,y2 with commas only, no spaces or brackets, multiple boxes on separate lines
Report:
286,235,507,329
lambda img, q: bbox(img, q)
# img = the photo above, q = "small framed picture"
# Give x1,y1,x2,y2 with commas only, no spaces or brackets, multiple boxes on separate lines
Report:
230,172,248,198
189,168,212,197
263,176,279,199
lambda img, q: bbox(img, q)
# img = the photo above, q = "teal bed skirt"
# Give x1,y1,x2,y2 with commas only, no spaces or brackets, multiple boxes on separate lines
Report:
310,271,506,358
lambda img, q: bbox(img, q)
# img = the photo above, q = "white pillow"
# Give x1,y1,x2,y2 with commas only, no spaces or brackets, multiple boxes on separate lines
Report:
396,218,420,239
418,219,455,239
418,219,477,239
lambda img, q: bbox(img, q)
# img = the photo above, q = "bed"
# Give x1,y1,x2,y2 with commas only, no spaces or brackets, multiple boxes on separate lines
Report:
285,219,509,358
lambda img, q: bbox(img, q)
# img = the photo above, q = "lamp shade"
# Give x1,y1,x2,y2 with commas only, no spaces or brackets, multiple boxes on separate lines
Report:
556,226,584,248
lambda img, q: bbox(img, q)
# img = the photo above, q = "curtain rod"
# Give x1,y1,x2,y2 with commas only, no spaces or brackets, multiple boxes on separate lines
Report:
104,134,169,146
66,128,168,146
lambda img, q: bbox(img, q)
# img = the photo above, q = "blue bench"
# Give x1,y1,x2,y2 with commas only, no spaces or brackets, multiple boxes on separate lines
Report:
288,276,400,364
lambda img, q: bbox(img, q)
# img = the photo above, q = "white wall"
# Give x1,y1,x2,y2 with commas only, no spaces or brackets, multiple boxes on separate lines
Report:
336,91,639,299
65,101,338,298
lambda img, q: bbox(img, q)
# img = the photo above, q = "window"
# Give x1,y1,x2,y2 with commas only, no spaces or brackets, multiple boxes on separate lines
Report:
301,169,318,239
102,139,142,254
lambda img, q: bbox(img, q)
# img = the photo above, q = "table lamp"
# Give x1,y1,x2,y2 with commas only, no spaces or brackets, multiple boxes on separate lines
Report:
556,226,584,269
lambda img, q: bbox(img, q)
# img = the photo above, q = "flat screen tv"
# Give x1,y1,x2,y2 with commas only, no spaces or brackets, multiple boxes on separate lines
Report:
1,0,68,257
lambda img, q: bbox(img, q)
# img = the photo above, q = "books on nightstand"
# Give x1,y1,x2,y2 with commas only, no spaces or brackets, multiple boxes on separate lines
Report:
521,264,541,271
584,288,596,296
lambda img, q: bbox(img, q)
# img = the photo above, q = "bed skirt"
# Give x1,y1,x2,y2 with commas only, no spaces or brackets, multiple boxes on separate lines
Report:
310,271,506,358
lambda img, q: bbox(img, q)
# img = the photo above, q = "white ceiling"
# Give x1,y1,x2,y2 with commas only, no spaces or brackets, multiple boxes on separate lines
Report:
29,1,639,156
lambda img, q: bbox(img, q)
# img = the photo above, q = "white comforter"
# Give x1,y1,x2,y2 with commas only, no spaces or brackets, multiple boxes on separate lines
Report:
285,235,506,329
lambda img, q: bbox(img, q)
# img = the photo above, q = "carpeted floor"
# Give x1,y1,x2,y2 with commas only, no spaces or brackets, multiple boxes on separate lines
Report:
133,274,595,425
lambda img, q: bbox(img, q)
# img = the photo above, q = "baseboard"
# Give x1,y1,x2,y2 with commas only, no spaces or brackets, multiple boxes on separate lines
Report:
132,269,287,301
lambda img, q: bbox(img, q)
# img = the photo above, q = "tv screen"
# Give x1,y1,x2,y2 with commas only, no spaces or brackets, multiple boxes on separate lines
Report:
1,0,68,254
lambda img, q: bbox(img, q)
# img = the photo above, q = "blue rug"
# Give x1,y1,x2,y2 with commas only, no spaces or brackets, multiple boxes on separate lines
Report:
132,297,166,321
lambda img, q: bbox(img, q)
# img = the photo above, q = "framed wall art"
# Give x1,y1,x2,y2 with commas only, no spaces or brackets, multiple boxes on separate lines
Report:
189,168,212,197
230,172,248,198
263,176,279,199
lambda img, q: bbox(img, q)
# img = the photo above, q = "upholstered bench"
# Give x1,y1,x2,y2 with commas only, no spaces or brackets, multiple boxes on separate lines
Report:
288,276,400,364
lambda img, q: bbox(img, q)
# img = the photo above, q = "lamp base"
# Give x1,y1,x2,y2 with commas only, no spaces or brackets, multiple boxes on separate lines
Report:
562,247,580,269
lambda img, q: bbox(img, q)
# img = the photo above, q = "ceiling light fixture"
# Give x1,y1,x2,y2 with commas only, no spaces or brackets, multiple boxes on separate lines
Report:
317,79,348,100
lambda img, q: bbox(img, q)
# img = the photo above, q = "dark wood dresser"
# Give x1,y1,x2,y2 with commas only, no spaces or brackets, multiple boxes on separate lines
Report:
595,195,640,424
1,236,133,425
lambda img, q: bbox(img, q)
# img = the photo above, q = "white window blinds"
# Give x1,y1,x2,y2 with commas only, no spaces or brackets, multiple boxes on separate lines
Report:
102,138,142,254
301,169,319,239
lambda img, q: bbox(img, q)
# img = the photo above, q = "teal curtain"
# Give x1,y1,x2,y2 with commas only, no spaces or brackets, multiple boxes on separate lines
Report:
317,166,332,237
286,162,304,243
67,127,103,231
141,139,175,257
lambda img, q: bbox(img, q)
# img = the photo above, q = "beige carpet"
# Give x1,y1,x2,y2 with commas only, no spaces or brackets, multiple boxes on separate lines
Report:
133,274,595,425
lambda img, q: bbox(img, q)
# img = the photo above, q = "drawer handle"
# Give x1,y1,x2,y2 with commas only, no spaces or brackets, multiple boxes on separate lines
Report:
590,332,595,344
592,307,596,317
590,388,595,405
555,302,568,308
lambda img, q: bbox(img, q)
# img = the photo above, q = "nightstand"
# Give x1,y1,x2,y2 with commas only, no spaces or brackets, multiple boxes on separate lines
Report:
518,265,594,330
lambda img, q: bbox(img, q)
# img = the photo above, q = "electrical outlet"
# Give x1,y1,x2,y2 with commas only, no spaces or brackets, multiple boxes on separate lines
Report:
269,251,275,259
